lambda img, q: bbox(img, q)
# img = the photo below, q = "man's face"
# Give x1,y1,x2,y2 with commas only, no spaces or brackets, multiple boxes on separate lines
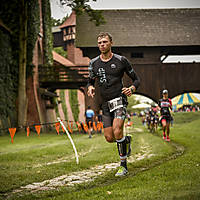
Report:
97,36,112,54
163,93,168,98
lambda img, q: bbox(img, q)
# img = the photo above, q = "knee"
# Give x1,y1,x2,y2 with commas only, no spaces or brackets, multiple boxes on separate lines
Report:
105,135,115,143
113,127,122,138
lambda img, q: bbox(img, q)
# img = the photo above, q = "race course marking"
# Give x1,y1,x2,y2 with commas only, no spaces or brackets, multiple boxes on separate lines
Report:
11,144,153,195
32,145,96,168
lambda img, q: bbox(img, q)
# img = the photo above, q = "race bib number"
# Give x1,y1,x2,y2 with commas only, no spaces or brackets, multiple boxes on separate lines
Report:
108,97,123,112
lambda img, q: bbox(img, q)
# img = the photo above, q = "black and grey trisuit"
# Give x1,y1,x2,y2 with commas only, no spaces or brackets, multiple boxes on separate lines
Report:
88,53,140,102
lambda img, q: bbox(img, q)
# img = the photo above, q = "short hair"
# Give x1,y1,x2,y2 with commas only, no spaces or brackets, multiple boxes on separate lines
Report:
97,32,113,42
88,106,91,109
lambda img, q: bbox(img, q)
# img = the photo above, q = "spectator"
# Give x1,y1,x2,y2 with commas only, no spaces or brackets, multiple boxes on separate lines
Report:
85,106,95,138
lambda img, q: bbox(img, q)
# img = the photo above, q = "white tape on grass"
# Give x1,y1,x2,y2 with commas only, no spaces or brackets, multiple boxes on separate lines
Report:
57,118,79,164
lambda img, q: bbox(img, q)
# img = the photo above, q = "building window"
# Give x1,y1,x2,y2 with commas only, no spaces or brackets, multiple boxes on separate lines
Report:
68,27,71,34
131,52,144,58
63,29,66,36
72,26,76,33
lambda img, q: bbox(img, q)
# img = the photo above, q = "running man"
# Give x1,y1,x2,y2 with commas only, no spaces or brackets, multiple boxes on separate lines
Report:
158,89,172,141
87,32,140,176
85,106,95,138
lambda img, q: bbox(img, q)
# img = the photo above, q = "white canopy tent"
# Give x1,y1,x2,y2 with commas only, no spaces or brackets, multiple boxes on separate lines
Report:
132,103,151,109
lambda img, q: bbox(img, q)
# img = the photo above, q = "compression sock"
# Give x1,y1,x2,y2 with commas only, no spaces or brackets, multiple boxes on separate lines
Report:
116,137,127,169
163,131,166,137
120,159,127,169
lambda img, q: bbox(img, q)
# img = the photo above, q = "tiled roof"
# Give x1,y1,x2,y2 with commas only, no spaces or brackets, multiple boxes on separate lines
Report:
76,8,200,47
59,11,76,29
52,51,75,66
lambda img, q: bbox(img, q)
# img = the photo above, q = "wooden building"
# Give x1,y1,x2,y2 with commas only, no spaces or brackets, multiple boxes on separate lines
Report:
76,8,200,102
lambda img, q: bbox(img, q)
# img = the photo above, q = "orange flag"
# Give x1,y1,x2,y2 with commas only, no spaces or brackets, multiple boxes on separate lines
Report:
100,122,103,129
9,128,16,143
97,122,100,131
83,123,88,132
93,122,97,131
61,125,65,133
35,125,41,136
27,126,30,137
89,121,92,129
67,121,73,134
55,122,60,135
71,121,73,132
76,121,82,133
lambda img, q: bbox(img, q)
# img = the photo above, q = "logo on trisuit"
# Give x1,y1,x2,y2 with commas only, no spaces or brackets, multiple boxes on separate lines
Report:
111,63,116,69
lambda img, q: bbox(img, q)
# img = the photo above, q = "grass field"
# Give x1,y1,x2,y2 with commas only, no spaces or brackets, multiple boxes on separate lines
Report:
0,111,200,200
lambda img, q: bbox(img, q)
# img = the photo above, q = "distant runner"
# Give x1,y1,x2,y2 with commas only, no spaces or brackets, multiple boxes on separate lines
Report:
85,106,95,138
158,89,172,141
87,32,140,176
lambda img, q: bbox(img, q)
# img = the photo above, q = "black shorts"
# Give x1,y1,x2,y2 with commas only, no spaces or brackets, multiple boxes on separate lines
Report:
161,115,171,123
102,95,127,128
86,118,93,127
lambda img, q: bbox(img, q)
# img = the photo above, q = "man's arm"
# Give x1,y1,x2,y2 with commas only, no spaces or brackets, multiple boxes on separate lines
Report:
122,57,140,97
157,100,161,111
87,61,96,98
169,99,172,110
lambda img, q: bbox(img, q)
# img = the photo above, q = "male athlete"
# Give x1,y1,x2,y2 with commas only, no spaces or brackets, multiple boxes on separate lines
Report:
158,89,172,141
85,106,95,138
87,32,140,176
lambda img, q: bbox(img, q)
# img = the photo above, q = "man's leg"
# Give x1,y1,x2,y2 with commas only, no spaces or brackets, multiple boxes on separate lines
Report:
113,118,130,176
166,121,170,141
87,120,92,138
103,114,115,143
104,127,115,142
161,118,167,139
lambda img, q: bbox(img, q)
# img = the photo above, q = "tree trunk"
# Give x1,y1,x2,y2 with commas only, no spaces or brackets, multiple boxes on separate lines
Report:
18,0,28,127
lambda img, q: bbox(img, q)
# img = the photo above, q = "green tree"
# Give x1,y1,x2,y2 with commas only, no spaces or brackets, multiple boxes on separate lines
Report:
53,47,68,58
69,90,79,122
51,15,68,26
53,0,105,26
18,0,28,127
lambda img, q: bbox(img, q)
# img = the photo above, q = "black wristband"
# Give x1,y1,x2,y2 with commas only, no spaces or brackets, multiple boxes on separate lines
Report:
131,87,134,94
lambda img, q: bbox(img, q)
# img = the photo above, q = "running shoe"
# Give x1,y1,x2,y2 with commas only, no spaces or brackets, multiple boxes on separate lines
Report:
163,133,166,140
163,136,166,140
166,137,170,142
126,135,132,157
115,166,128,177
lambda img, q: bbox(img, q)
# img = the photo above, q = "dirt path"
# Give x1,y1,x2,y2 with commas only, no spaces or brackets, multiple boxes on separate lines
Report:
32,145,96,168
11,143,153,195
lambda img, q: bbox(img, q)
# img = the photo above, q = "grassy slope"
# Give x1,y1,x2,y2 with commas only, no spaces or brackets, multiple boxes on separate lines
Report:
0,112,199,200
49,112,200,200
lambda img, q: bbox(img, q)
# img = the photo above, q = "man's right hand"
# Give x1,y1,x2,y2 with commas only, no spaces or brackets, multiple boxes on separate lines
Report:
87,86,95,98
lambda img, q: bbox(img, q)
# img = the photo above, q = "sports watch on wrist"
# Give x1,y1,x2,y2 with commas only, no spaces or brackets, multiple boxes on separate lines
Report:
131,87,135,94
